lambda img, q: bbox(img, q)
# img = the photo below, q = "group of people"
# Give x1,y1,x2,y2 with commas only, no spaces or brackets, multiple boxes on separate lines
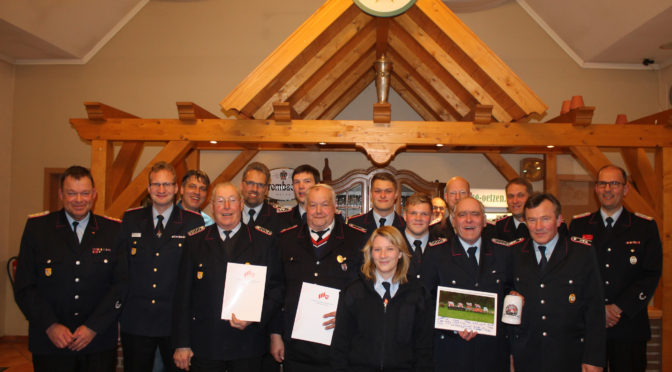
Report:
14,160,661,372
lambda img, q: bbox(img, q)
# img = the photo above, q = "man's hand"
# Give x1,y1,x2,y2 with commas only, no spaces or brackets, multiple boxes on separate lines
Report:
458,329,478,341
509,290,525,306
582,363,603,372
46,323,74,349
230,313,252,330
605,304,622,328
68,325,96,351
270,333,285,363
322,311,336,330
174,347,194,371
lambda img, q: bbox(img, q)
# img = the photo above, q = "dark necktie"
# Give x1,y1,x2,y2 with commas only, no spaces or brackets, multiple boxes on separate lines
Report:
379,218,386,228
605,216,614,230
312,229,329,242
538,245,548,271
413,240,423,261
222,230,232,240
155,215,164,238
467,246,479,272
248,209,256,225
382,282,391,305
72,221,80,244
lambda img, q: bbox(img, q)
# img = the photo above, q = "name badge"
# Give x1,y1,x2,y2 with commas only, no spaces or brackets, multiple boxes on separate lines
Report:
132,232,142,238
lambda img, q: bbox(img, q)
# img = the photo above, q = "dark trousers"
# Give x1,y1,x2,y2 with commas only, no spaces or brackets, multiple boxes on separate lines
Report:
607,339,647,372
32,348,116,372
190,355,262,372
121,332,179,372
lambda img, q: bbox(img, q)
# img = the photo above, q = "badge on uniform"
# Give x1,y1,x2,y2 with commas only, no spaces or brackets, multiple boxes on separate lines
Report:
630,256,637,265
337,255,348,271
568,293,576,304
45,268,52,277
197,271,203,279
131,247,137,256
132,232,142,238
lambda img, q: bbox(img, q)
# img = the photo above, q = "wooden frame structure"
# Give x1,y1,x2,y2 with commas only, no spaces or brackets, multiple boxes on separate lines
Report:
69,0,672,369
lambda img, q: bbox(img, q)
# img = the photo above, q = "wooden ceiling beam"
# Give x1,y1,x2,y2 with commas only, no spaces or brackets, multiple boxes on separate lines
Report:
85,102,139,121
205,149,259,205
375,17,390,58
71,117,672,148
621,148,659,208
483,152,519,181
629,108,672,126
390,75,443,121
463,104,493,125
545,106,595,126
176,102,219,121
570,146,658,220
104,140,194,218
108,141,144,204
291,21,376,116
253,11,374,119
303,50,377,120
393,13,510,122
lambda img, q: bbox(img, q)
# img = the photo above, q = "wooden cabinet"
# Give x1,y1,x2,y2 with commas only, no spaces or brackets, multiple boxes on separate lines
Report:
326,166,444,219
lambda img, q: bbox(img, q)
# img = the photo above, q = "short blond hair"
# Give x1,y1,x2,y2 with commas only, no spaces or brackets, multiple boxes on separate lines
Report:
361,226,410,284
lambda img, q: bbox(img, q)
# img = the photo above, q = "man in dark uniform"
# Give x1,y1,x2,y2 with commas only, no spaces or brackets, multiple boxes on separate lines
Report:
282,164,320,227
509,193,605,372
240,162,288,233
118,161,204,372
270,184,365,372
496,179,568,241
14,165,124,372
172,182,283,371
177,169,213,227
346,172,405,241
423,197,513,371
569,165,661,372
402,193,434,281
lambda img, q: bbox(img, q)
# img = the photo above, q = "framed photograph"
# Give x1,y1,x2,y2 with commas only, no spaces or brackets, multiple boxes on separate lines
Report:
434,286,498,336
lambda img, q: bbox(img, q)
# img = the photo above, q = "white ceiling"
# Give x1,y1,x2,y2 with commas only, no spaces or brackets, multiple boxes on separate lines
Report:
1,0,671,69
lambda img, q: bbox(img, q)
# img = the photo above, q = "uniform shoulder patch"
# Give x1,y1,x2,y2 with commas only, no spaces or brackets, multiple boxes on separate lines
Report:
572,212,591,220
125,206,144,212
274,205,292,213
183,208,202,217
188,225,206,236
491,237,524,247
486,220,496,226
347,223,367,234
495,215,509,222
429,218,441,226
101,215,121,223
280,225,298,234
570,236,592,246
28,210,50,219
634,212,654,221
346,212,365,221
428,237,447,247
255,225,273,236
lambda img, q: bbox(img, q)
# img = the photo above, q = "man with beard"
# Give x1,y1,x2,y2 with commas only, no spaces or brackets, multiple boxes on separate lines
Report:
569,165,661,372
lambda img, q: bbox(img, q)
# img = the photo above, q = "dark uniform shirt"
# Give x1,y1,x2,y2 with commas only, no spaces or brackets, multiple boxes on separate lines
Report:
495,215,569,242
118,205,204,337
172,223,283,361
14,209,124,355
346,210,405,247
569,208,662,341
509,234,606,371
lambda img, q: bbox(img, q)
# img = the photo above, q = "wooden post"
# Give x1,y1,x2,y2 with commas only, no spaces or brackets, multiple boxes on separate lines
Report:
544,153,557,196
91,140,113,214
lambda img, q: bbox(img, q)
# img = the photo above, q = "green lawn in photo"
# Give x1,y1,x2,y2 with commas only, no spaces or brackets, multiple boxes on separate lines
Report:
438,307,495,324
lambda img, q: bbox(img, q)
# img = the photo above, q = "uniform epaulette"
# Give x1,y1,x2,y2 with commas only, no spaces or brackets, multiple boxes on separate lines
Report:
188,225,206,236
280,225,298,234
347,223,367,234
429,218,441,226
572,212,591,220
634,212,654,221
495,214,509,222
491,237,524,247
255,225,273,236
428,237,447,247
125,206,144,212
486,220,496,226
274,205,292,213
101,215,122,223
27,210,50,219
570,236,592,246
183,208,202,217
345,212,365,224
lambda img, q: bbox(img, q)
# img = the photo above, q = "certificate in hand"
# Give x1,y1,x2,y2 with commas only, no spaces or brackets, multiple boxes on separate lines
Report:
291,282,340,346
221,262,267,322
434,286,498,336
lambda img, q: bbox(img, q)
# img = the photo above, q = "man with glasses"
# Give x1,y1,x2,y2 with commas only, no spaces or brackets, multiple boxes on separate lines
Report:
431,197,447,224
118,161,204,371
173,182,282,372
241,162,287,234
569,165,661,372
178,169,213,226
14,166,124,372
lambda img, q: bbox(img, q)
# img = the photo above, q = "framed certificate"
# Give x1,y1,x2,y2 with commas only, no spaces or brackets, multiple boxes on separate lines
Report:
434,286,498,336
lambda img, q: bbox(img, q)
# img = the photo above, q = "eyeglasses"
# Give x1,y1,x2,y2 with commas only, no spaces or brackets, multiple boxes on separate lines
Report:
432,206,446,211
214,197,240,206
150,182,175,189
243,180,267,189
448,191,469,197
596,181,625,188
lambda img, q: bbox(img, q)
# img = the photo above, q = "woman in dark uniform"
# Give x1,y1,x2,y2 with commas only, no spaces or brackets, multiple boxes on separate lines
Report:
331,226,433,372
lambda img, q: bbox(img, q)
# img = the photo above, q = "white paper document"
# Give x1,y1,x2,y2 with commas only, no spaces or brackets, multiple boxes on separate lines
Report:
221,262,267,322
434,286,498,336
291,282,340,346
